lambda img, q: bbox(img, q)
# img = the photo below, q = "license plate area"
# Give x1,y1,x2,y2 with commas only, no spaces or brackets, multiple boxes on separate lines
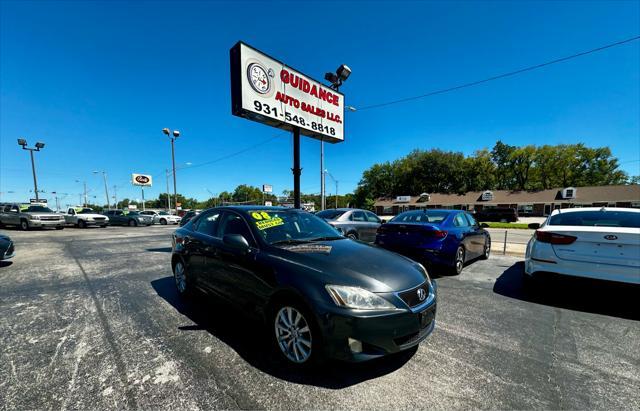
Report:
418,306,435,329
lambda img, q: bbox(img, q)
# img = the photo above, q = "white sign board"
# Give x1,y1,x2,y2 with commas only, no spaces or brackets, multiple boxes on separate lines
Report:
262,184,273,193
264,201,273,207
132,174,152,187
231,42,345,143
396,196,411,203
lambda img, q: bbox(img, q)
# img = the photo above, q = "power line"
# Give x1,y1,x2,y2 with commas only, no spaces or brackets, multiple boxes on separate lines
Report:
356,35,640,111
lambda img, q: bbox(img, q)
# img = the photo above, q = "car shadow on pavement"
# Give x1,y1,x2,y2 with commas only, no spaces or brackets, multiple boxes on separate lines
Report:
146,247,172,253
493,262,639,321
151,276,417,388
0,261,13,268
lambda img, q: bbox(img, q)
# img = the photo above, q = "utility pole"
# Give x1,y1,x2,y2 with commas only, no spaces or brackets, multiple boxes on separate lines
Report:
113,185,118,209
93,171,111,209
325,170,339,209
17,139,45,201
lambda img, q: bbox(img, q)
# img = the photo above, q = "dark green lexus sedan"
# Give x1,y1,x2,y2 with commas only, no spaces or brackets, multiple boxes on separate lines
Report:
171,206,437,365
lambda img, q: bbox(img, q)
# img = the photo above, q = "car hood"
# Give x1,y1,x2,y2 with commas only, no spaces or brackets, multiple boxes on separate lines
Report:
78,213,107,218
272,239,427,292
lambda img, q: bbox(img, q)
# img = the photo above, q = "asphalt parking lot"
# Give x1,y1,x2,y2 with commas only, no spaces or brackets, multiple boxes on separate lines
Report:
1,226,638,409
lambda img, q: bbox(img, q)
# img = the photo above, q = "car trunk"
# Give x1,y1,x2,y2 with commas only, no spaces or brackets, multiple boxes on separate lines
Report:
548,226,640,268
377,222,446,247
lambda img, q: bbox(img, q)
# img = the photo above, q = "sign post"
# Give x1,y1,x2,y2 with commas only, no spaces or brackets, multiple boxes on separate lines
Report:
230,42,345,208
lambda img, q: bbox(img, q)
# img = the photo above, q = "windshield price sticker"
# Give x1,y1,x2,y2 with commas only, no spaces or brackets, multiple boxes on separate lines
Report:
251,211,285,230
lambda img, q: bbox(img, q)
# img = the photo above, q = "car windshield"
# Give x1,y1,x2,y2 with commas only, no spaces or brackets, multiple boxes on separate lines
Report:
390,211,449,223
247,209,343,245
548,210,640,228
316,210,346,220
78,208,95,214
128,211,140,215
26,206,54,213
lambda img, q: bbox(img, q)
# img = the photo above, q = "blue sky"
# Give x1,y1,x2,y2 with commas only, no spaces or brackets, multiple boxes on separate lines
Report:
1,0,639,206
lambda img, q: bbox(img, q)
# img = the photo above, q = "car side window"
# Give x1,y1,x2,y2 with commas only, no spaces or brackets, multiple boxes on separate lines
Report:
454,214,468,227
218,213,255,246
465,213,478,227
351,211,366,222
365,211,381,223
194,211,221,237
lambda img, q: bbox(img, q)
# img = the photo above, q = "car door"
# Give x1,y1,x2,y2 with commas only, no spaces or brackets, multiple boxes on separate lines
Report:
8,205,21,225
113,210,126,225
187,210,222,291
349,211,369,240
208,211,268,311
364,211,382,242
463,212,485,257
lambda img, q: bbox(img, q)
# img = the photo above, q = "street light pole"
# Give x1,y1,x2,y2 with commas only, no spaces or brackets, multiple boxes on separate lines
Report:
18,139,45,201
165,169,172,212
163,128,180,214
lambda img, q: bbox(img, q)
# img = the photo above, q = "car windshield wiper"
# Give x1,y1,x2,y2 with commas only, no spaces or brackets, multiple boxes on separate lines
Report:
307,236,345,242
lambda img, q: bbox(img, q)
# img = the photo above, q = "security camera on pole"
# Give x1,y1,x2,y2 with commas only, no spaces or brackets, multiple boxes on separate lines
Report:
162,128,180,215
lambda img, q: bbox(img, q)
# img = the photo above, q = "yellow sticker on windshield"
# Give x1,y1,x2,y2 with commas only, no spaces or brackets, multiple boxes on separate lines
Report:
251,211,272,221
255,217,284,230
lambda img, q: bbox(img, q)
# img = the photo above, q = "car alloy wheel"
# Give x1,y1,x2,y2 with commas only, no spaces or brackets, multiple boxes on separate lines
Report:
78,220,86,228
174,261,187,294
454,247,465,274
481,238,491,260
20,220,29,231
160,219,167,225
274,306,313,364
129,219,137,227
347,233,358,240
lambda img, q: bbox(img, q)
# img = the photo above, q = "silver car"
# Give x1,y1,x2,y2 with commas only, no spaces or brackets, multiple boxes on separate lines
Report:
0,203,65,230
316,208,382,242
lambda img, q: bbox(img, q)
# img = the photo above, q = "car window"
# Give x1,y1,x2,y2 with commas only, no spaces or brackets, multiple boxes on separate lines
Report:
219,213,255,245
391,211,448,223
115,211,123,215
454,214,469,227
316,210,346,220
365,211,381,223
465,213,478,226
548,210,640,228
351,211,366,222
194,211,221,237
26,206,54,213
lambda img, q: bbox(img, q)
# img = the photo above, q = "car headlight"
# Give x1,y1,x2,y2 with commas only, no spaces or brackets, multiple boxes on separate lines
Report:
325,285,396,310
29,215,40,220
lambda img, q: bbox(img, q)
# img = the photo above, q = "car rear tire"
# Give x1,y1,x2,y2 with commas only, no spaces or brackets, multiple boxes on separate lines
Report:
78,220,86,228
270,300,322,367
20,220,29,231
480,237,491,260
173,260,192,297
347,232,358,240
160,219,167,225
129,219,137,227
451,246,465,275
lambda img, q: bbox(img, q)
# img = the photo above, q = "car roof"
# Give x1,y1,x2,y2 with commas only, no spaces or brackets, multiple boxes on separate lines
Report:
550,207,640,215
400,209,459,214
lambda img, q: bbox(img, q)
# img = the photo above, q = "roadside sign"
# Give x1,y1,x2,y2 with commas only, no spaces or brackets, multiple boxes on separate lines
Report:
128,204,138,210
264,201,273,207
230,42,345,143
396,196,411,203
30,198,47,204
132,174,153,187
263,184,273,193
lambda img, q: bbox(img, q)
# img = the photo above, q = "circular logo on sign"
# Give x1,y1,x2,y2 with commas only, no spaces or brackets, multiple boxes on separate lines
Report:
247,62,272,94
135,175,150,184
604,235,618,240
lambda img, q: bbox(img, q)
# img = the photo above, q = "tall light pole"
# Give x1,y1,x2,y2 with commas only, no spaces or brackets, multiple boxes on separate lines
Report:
162,128,180,214
321,65,351,210
17,138,45,201
93,171,111,210
325,170,339,209
75,180,88,206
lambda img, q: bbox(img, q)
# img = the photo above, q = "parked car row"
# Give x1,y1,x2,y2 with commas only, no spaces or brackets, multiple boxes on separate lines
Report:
0,202,186,230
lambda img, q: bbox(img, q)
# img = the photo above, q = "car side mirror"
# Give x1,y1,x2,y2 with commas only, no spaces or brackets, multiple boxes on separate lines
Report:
528,223,540,229
223,234,250,253
480,223,489,228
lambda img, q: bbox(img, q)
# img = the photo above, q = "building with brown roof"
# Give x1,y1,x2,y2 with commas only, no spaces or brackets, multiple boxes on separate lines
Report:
373,185,640,216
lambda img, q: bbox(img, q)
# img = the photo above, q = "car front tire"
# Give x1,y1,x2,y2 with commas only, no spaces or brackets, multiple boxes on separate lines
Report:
20,220,29,231
78,220,86,228
160,218,167,225
129,219,137,227
480,237,491,260
452,246,465,275
271,300,322,367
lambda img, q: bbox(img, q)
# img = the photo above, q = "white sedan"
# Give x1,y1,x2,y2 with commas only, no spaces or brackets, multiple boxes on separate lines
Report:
525,207,640,285
139,210,182,225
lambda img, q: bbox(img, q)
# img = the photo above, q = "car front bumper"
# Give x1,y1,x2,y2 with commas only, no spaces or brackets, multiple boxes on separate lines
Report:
312,282,437,362
29,219,65,227
1,242,14,260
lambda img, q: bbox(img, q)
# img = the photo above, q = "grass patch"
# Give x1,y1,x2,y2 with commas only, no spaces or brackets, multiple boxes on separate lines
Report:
484,222,531,229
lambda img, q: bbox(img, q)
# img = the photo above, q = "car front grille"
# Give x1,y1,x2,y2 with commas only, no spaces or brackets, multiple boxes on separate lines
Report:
93,217,106,221
397,281,431,308
40,216,60,221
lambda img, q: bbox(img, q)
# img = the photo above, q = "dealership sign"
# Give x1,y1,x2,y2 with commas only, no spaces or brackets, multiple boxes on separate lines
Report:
262,184,273,193
132,174,152,187
230,42,345,143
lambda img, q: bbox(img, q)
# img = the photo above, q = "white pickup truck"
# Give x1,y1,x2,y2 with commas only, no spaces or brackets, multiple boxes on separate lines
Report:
64,207,109,228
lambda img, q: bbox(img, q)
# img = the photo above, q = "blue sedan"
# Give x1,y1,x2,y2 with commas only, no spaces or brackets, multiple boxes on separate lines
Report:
375,210,491,275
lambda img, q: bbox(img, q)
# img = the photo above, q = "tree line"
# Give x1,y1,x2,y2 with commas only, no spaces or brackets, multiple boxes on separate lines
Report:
353,141,633,208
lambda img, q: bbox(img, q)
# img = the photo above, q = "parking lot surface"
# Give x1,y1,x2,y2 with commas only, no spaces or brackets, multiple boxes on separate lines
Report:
1,226,638,410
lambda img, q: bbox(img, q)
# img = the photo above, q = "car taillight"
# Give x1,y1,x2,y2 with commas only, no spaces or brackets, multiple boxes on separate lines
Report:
535,230,577,245
423,230,447,239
